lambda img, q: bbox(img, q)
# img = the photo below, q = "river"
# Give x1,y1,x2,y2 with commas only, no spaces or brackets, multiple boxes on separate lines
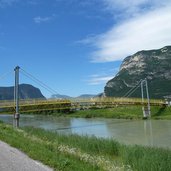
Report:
0,114,171,149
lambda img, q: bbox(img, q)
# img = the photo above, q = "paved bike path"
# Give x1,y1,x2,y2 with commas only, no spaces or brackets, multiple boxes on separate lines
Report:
0,140,53,171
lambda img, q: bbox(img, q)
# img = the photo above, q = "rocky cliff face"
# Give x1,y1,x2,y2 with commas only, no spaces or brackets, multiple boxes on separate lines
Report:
104,46,171,99
0,84,45,100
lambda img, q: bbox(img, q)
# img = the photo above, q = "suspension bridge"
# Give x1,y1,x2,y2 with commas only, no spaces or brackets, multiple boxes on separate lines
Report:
0,66,165,127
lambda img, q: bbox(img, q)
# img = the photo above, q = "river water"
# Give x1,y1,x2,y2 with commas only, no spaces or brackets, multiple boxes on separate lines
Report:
0,114,171,149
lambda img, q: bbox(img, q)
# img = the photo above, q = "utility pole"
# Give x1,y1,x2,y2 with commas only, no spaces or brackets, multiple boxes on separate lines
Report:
14,66,20,128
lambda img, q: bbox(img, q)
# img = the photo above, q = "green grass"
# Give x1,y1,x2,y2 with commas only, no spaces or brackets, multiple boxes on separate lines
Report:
63,105,171,119
120,145,171,171
1,105,171,121
24,127,120,157
0,123,101,171
0,122,171,171
69,106,142,119
152,106,171,119
2,105,170,120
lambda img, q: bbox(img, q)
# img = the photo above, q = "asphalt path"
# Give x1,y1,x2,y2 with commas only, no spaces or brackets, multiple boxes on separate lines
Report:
0,140,53,171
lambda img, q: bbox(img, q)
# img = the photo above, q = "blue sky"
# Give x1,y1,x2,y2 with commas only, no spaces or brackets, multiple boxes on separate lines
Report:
0,0,171,97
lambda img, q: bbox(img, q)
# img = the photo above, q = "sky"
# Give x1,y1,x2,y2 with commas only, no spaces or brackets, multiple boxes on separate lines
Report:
0,0,171,97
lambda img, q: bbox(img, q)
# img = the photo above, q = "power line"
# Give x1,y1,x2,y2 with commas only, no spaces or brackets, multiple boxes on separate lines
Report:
20,68,58,95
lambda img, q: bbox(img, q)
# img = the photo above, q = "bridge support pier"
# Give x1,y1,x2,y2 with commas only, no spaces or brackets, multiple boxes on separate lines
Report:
14,66,20,128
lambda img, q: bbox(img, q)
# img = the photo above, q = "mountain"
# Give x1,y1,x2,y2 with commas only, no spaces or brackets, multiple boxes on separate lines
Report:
104,46,171,99
51,94,96,99
0,84,45,100
77,94,96,98
51,94,72,99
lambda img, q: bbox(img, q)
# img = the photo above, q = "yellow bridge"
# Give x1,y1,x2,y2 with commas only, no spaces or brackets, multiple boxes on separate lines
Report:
0,98,165,114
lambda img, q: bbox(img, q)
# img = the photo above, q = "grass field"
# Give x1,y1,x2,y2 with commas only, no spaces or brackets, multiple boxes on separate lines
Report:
0,121,171,171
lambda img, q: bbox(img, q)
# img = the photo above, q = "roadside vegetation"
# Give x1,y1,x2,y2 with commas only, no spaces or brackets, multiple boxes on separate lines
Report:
0,121,171,171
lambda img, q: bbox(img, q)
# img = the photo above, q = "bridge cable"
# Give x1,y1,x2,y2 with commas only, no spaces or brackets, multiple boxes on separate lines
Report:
125,84,141,98
20,70,57,95
0,70,13,81
20,68,59,95
122,80,142,98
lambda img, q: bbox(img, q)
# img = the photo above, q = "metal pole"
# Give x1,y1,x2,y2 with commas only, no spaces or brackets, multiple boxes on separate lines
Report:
141,80,144,103
141,79,145,118
14,66,20,128
145,78,151,116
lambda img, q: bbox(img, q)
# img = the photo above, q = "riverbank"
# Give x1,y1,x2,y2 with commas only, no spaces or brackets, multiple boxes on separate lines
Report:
0,121,171,171
51,105,171,120
1,104,171,120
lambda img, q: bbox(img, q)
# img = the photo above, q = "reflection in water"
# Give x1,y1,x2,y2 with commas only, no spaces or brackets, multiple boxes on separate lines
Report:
0,114,171,149
144,120,153,146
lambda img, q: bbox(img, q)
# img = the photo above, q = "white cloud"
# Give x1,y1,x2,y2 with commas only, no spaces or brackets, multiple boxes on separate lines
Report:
103,0,170,17
34,16,55,24
87,75,114,85
79,0,171,62
0,0,18,7
103,0,149,16
27,0,39,5
86,67,119,85
89,4,171,62
0,0,42,7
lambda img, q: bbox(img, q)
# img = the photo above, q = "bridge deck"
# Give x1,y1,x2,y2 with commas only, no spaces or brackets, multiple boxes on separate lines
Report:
0,98,165,114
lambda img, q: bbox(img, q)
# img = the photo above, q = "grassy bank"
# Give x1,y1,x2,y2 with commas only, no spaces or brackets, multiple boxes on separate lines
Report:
2,105,171,119
0,121,171,171
0,121,101,171
52,105,171,120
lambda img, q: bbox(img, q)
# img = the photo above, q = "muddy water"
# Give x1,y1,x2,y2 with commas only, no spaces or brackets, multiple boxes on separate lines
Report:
0,114,171,149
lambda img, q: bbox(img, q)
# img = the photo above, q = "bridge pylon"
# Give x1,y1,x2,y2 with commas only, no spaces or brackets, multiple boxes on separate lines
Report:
14,66,20,128
141,78,151,119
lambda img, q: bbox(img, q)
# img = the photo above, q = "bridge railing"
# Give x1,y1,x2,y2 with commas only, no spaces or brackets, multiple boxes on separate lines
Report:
0,97,165,114
71,97,164,105
0,98,71,108
0,97,164,106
